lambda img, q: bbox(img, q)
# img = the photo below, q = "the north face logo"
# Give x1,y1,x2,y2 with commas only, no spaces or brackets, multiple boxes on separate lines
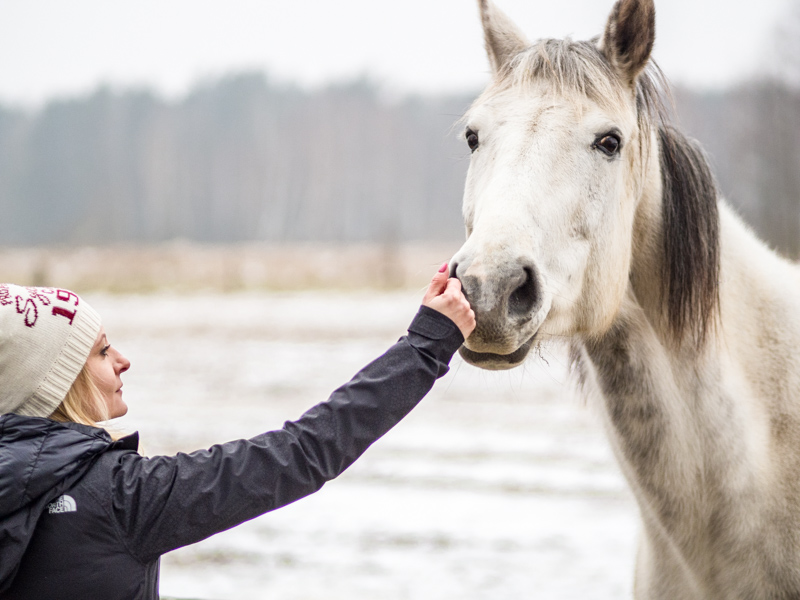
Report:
47,495,77,514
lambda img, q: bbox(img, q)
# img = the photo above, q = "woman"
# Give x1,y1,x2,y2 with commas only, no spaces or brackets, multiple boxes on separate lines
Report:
0,264,474,599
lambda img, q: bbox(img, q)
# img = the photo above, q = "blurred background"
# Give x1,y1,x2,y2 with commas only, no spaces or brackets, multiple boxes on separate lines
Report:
1,0,799,286
1,0,799,598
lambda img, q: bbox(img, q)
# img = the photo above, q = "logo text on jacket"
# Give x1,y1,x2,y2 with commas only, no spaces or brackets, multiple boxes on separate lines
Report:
47,495,77,514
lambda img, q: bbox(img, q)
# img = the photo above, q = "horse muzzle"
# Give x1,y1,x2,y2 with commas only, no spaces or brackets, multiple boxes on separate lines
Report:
451,253,546,370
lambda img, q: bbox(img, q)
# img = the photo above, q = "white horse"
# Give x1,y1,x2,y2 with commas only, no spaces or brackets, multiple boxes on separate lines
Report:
452,0,800,598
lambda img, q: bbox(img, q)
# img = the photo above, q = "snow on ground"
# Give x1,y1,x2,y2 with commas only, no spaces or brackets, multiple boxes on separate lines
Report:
88,290,639,600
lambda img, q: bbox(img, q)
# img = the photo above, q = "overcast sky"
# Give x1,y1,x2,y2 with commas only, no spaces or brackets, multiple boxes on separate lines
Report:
0,0,792,107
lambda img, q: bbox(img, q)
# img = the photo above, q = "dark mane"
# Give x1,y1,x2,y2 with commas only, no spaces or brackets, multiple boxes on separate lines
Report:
636,70,720,346
500,39,721,346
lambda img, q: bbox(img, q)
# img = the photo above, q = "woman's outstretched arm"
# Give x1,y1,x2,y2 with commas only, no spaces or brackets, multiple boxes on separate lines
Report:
101,267,473,562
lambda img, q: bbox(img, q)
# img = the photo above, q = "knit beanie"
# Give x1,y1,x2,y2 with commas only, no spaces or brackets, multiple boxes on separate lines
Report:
0,284,102,417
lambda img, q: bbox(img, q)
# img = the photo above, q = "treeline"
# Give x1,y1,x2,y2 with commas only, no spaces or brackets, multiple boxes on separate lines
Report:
0,72,798,256
675,83,800,259
0,74,473,245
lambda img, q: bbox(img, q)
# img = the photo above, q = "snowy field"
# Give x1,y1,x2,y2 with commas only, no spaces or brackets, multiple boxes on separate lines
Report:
88,289,639,600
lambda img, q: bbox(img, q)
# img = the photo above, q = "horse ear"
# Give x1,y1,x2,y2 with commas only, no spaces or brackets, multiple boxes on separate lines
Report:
478,0,529,76
600,0,656,85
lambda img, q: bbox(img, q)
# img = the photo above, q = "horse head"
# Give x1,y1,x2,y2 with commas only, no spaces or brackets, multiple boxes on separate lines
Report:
452,0,664,369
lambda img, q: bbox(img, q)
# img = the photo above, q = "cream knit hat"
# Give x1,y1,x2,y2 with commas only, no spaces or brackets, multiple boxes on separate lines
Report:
0,284,102,417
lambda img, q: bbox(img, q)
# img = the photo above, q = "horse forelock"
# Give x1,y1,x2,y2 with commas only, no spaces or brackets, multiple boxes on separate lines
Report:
480,39,627,114
471,37,721,348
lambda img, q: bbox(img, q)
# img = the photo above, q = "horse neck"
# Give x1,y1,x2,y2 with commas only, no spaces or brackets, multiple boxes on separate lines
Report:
575,139,733,544
580,141,800,582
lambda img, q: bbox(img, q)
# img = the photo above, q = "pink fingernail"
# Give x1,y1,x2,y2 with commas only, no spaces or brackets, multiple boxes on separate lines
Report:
439,262,448,273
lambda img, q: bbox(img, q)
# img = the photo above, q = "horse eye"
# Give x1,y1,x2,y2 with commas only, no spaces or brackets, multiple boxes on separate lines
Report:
465,129,480,152
594,133,621,157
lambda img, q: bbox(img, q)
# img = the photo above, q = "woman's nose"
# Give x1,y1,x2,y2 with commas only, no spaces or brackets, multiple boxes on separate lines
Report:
117,353,131,374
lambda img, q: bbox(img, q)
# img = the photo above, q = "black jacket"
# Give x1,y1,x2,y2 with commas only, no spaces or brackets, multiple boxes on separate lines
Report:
0,305,463,599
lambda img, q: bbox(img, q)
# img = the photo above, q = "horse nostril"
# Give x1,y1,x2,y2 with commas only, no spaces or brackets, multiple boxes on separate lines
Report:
508,266,539,317
449,261,459,279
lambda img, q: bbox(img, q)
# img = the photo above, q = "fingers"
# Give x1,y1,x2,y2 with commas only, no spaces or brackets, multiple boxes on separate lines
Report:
444,276,462,294
421,264,476,339
423,262,450,303
448,298,476,340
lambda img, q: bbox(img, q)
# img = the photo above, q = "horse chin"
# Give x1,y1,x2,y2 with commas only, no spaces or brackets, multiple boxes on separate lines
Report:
459,336,535,371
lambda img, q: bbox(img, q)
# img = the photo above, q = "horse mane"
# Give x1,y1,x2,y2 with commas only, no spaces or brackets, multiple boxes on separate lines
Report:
495,38,721,347
637,68,720,347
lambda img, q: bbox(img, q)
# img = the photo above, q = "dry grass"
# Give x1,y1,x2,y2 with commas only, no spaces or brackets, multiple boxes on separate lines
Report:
0,242,462,293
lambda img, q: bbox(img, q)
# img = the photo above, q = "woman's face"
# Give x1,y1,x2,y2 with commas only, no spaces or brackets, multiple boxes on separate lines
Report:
86,326,131,420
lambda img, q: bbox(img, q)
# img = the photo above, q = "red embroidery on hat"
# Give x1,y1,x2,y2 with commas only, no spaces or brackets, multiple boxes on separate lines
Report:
2,286,74,328
26,288,55,306
52,306,77,325
0,285,11,307
56,289,79,306
15,296,38,327
51,290,80,324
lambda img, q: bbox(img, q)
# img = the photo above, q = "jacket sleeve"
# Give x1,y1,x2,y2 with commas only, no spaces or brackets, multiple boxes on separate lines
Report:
107,305,464,563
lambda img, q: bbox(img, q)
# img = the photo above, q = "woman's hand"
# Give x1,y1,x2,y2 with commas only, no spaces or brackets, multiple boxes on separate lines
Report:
422,263,476,339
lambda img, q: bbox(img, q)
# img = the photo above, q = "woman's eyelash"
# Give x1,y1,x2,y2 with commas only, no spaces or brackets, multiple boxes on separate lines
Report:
100,344,111,356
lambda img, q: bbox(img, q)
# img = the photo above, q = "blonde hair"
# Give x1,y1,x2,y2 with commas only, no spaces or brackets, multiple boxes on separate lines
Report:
49,364,120,438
